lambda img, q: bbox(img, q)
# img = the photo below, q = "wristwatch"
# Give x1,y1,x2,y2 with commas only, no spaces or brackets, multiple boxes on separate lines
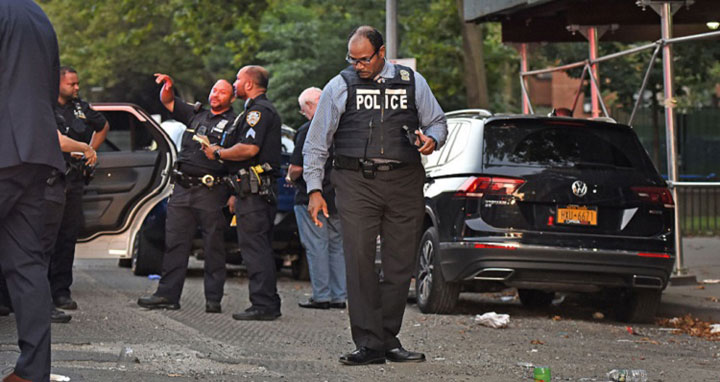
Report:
213,148,222,161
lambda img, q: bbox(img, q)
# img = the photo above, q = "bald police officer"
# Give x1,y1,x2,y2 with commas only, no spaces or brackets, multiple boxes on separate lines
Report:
303,26,447,365
202,65,282,321
138,74,237,313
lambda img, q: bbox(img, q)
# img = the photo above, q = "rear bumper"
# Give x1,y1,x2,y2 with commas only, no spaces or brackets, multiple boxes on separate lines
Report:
438,241,675,292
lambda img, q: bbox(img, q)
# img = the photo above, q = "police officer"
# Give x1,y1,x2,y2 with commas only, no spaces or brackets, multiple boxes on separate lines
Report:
138,74,237,313
1,1,65,379
202,65,282,321
303,26,447,365
52,66,110,311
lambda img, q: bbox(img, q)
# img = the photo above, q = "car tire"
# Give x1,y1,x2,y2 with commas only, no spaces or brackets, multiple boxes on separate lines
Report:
615,289,661,323
518,289,555,308
131,230,164,276
415,226,460,314
291,250,310,281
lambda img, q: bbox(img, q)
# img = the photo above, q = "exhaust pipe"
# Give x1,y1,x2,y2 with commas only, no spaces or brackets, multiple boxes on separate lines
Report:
632,275,663,289
473,268,515,281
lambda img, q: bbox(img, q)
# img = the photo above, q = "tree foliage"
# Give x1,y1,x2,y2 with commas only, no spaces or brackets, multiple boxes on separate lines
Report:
39,0,521,124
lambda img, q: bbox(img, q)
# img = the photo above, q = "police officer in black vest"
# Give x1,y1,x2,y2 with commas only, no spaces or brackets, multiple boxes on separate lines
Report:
303,26,448,365
202,65,283,321
52,66,110,311
138,74,237,313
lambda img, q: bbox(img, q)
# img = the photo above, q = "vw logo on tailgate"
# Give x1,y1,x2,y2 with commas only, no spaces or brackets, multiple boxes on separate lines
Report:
571,180,587,197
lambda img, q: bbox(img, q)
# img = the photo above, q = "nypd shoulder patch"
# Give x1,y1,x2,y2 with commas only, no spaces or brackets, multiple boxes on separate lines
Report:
246,111,261,127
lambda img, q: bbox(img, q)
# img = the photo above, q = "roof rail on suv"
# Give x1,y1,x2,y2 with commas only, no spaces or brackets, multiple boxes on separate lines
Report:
445,109,492,119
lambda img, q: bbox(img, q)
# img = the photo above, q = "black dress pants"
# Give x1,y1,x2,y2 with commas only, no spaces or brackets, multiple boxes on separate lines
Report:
0,163,55,381
155,184,229,304
235,195,280,312
331,163,425,351
49,178,83,301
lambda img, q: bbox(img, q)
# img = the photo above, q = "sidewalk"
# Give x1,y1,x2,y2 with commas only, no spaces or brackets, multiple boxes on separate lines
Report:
657,237,720,322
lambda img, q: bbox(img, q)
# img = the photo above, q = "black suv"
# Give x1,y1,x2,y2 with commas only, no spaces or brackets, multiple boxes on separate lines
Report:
416,110,675,322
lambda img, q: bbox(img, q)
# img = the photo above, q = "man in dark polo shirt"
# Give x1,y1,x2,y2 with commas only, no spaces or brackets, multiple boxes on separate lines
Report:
288,87,346,310
138,73,237,314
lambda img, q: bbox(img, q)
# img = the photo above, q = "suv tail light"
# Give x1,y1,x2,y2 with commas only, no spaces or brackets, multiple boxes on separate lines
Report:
631,186,674,206
455,176,525,198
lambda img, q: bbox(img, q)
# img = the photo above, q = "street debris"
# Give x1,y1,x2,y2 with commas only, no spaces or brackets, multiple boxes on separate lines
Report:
707,296,719,302
474,312,510,328
551,294,565,305
530,339,545,345
592,312,604,320
551,315,562,321
701,279,720,284
657,314,720,341
50,375,70,382
606,368,647,382
148,274,161,280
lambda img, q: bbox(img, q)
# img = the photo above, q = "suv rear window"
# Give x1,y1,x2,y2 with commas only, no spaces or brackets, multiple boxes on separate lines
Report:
483,120,657,174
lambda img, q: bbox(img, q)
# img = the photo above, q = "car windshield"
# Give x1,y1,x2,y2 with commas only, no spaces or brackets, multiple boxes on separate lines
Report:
483,120,654,173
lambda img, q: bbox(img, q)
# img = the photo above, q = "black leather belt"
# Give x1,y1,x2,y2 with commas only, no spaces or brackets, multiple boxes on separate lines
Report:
172,169,220,188
333,155,407,172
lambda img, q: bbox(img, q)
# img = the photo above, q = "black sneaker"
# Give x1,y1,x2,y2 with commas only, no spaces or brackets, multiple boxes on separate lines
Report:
232,307,281,321
51,308,71,324
137,295,180,310
54,296,77,310
329,301,347,309
298,298,330,309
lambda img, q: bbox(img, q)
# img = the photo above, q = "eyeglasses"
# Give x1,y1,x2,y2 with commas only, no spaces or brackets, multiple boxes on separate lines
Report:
346,49,379,66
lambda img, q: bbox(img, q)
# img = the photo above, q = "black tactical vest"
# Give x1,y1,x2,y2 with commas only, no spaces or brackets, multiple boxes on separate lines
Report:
335,64,420,164
177,109,234,176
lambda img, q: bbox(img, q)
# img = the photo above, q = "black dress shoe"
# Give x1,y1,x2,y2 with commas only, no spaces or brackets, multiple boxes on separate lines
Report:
329,301,347,309
54,296,77,310
205,301,221,313
298,298,330,309
385,347,426,363
137,295,180,310
339,347,385,365
232,307,281,321
51,308,72,324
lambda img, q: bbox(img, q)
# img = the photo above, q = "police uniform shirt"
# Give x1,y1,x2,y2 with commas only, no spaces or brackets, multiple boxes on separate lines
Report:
56,99,107,143
302,61,448,193
289,120,336,213
231,94,281,173
171,96,237,176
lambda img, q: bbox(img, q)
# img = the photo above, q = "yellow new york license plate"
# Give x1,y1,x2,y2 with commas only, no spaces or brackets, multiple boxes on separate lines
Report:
557,205,598,226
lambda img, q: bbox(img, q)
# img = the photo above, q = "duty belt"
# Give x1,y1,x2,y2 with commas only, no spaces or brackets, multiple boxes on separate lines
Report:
333,155,407,179
333,155,406,172
172,169,220,188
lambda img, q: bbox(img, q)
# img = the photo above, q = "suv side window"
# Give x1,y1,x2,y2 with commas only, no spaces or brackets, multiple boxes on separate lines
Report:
97,110,157,152
424,122,457,168
442,121,470,165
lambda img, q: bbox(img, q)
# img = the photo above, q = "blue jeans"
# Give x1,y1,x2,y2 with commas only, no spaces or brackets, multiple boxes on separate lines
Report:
294,205,346,303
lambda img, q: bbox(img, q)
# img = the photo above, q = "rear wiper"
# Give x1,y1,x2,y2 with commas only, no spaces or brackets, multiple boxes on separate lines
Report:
571,162,619,170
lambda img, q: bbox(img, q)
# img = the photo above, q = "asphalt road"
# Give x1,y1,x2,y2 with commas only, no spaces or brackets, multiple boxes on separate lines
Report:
0,259,718,381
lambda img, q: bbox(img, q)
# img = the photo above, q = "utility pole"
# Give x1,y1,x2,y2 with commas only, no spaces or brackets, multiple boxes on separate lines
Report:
386,0,398,59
